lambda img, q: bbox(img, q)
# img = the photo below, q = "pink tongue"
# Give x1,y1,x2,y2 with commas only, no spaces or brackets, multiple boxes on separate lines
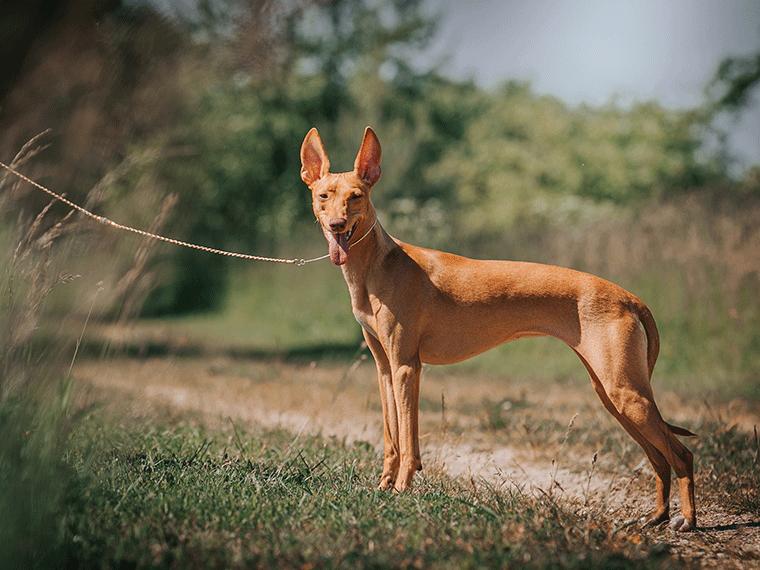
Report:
328,232,349,265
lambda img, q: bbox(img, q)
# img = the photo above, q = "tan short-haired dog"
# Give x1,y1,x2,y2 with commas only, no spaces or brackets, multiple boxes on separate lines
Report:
300,126,697,531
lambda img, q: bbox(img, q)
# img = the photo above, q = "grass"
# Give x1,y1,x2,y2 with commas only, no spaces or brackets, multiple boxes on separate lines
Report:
142,259,360,354
3,371,759,570
0,378,81,569
38,415,688,569
693,423,760,517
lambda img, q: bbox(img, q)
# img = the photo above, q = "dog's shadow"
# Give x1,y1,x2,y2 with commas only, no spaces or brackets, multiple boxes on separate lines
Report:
697,519,760,533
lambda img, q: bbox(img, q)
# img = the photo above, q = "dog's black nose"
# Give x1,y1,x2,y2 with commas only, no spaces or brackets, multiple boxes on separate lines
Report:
329,218,347,232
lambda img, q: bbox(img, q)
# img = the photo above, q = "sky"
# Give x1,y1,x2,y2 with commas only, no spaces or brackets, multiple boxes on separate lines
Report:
144,0,759,170
422,0,760,171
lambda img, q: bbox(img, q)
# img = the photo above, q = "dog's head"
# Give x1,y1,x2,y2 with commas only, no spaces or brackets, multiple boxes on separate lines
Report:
300,126,382,265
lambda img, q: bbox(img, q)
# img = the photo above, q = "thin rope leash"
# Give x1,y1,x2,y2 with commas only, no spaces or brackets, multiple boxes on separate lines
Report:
0,160,381,266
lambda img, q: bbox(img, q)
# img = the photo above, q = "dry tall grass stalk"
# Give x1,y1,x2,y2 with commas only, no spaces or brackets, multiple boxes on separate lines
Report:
1,133,177,399
1,133,76,397
508,190,760,331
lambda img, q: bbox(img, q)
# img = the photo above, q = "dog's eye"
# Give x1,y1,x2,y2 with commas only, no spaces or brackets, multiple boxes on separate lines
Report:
319,193,329,200
349,194,362,200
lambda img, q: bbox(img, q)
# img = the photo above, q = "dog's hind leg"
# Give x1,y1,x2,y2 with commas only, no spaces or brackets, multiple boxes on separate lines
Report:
575,348,673,523
581,360,675,523
614,387,695,530
575,322,696,530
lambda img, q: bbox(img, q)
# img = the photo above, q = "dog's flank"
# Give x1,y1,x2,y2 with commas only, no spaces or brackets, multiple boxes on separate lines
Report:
300,126,697,531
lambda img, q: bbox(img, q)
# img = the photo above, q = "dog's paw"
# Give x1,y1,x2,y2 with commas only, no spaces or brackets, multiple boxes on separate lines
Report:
378,476,395,491
668,516,693,532
642,511,669,528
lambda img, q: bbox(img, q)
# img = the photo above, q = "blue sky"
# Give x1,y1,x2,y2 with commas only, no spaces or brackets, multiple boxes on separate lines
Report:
422,0,759,170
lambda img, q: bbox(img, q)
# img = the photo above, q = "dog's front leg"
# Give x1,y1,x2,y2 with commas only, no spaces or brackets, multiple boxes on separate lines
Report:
363,330,400,489
390,356,423,492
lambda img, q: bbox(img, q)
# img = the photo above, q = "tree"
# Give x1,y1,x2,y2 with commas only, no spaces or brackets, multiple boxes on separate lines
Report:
709,50,760,112
140,0,444,313
425,81,719,239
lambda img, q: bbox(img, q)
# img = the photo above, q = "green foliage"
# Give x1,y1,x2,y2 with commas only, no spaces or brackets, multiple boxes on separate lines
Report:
429,81,719,237
143,252,360,352
709,50,760,112
15,0,714,314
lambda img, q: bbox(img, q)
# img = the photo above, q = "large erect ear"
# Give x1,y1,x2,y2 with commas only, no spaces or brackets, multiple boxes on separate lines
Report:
353,126,382,186
300,127,331,186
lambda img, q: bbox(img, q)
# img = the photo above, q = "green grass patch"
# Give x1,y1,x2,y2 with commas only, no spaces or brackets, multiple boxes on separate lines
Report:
147,260,360,353
3,377,759,569
630,269,760,401
443,337,587,385
57,418,684,570
0,379,82,570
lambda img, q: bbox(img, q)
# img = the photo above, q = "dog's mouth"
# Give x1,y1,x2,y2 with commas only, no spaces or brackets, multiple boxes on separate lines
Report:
324,221,358,266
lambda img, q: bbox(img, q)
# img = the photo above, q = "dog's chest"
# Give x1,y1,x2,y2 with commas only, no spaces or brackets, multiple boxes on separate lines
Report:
344,275,380,340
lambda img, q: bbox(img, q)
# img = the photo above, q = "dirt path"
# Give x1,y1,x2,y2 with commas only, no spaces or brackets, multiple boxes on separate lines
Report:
73,354,760,568
73,356,629,496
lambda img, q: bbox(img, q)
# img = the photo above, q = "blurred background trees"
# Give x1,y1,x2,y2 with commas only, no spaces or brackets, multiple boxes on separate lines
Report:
1,0,758,315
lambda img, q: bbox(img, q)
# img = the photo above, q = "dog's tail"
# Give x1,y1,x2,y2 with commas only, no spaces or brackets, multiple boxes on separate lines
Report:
668,422,697,437
633,299,660,380
634,300,697,438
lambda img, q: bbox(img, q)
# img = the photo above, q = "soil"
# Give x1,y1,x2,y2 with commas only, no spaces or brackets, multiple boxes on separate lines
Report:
72,334,760,569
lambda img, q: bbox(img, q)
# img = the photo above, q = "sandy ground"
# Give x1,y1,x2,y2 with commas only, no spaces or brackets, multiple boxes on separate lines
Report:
73,353,760,568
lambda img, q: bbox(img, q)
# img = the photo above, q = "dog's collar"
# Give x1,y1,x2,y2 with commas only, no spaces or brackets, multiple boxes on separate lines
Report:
349,217,377,249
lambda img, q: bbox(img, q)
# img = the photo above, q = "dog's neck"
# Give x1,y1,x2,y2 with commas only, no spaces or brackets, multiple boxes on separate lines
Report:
340,204,395,282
